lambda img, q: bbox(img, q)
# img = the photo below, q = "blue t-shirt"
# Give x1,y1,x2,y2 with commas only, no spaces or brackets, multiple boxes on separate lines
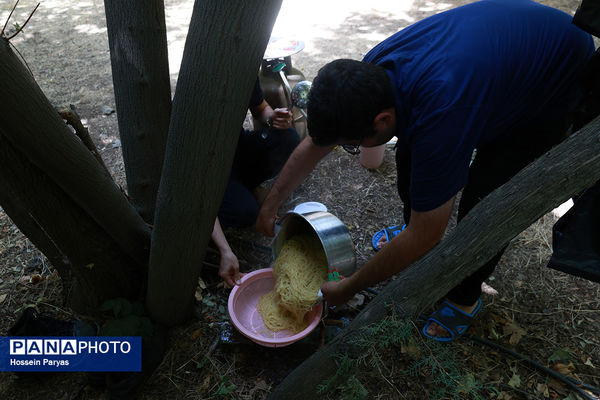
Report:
363,0,594,211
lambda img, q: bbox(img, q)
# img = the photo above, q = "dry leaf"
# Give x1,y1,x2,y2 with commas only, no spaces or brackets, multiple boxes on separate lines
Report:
584,358,595,368
548,378,569,396
0,293,7,304
197,277,207,290
499,391,513,400
189,328,202,341
550,362,575,376
199,375,211,391
248,379,270,396
194,287,203,301
489,312,509,324
536,383,550,398
507,373,521,388
503,322,526,345
401,338,421,358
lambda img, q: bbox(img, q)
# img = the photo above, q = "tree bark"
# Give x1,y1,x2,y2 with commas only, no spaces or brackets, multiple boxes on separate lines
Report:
0,131,144,312
269,118,600,399
146,0,283,326
104,0,172,223
0,181,71,286
0,37,151,266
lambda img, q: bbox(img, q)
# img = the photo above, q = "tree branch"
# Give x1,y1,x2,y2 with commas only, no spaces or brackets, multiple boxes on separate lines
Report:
270,117,600,399
57,104,112,179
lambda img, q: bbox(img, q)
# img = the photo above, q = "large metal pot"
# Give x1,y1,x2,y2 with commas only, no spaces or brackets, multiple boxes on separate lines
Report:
272,211,356,277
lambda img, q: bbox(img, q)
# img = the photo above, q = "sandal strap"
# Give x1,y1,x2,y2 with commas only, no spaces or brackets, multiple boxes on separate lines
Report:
424,299,482,339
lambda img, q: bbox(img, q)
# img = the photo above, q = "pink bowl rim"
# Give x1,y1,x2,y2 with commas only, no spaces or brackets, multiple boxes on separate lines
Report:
227,268,323,347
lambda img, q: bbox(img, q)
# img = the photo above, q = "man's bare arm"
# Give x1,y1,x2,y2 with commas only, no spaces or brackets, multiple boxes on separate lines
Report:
256,136,334,236
322,195,456,305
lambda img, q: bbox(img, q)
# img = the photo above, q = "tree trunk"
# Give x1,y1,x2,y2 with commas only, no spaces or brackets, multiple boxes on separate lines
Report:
0,37,151,266
0,37,150,311
104,0,172,224
146,0,283,326
0,131,145,312
0,178,71,286
269,118,600,399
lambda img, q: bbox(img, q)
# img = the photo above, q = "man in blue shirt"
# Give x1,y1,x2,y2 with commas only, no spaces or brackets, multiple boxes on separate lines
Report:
256,0,594,340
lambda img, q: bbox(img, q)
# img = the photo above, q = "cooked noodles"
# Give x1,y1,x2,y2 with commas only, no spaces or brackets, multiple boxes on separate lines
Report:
257,234,328,333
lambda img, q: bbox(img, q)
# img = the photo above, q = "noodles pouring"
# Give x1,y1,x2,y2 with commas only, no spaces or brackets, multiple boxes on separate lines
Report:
257,234,328,333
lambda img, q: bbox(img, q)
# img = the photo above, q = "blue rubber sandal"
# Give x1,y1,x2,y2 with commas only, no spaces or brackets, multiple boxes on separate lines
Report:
422,298,483,342
371,224,406,251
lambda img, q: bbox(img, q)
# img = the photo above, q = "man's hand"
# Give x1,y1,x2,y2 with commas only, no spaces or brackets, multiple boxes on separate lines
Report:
320,279,355,307
256,205,278,237
218,249,242,288
270,108,293,130
255,137,335,238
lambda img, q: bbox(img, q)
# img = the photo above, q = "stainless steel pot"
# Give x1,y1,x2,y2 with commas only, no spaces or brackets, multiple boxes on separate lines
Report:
272,211,356,277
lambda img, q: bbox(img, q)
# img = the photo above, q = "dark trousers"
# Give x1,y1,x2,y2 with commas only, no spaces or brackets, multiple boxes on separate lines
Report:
396,115,571,306
218,127,300,227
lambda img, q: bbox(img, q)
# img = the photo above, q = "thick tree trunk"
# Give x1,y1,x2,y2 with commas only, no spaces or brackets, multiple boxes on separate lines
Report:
104,0,172,223
146,0,283,326
0,37,150,311
0,130,144,313
0,182,71,285
269,118,600,399
0,37,151,266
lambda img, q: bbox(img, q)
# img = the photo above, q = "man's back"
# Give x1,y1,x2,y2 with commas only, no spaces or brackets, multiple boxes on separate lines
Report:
364,0,594,211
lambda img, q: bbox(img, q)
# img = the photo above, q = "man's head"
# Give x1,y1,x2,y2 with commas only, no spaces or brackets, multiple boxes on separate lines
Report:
307,59,395,147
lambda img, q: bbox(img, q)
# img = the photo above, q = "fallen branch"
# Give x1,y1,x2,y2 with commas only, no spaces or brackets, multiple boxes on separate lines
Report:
269,116,600,399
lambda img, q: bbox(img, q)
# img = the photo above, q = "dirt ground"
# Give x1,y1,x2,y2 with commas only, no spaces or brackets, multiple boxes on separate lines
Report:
1,0,599,399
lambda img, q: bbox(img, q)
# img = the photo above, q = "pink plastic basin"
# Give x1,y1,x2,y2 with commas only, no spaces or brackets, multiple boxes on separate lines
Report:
227,268,323,347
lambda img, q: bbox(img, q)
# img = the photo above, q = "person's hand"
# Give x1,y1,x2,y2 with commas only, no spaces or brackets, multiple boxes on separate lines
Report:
270,108,293,130
218,249,243,288
320,279,355,307
256,206,278,237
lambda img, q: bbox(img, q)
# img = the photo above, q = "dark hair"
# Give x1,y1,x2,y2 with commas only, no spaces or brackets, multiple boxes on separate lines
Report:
307,59,395,146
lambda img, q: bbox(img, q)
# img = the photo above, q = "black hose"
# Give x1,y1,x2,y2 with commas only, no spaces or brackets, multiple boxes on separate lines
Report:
468,335,599,400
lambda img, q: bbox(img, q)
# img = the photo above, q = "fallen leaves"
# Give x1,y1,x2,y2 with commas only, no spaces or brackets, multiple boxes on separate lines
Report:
550,361,576,376
189,328,203,341
536,382,550,398
507,372,521,388
503,322,526,345
19,274,44,284
548,348,574,364
195,276,207,301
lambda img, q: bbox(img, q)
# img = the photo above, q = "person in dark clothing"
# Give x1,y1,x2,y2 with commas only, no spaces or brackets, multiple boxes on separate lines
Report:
256,0,594,340
213,79,300,286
